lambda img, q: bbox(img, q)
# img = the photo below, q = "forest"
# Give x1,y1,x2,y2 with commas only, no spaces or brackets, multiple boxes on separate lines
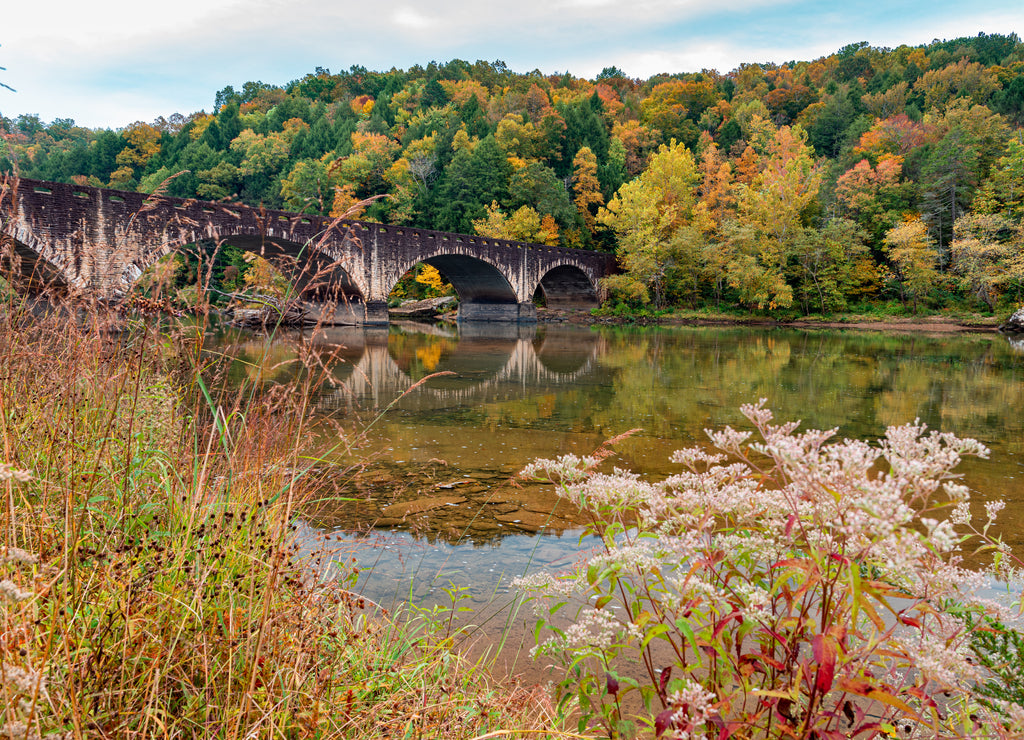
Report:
2,33,1023,315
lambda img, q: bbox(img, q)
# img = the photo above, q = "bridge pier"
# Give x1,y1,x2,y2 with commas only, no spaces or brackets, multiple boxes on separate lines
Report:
364,300,390,325
300,300,367,326
458,301,537,323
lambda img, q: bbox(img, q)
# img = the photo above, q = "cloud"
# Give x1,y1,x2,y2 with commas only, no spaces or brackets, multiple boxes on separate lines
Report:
393,7,439,30
1,0,1020,127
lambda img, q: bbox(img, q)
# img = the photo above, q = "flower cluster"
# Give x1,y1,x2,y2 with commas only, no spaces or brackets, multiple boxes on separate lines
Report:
0,463,30,483
517,401,1017,739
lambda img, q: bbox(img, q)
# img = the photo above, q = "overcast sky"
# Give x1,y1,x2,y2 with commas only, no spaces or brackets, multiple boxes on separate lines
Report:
2,0,1021,130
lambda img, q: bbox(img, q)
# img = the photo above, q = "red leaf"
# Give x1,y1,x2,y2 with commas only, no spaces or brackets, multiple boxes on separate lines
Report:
606,672,619,696
712,611,742,639
812,634,837,693
785,513,798,536
837,676,873,695
655,709,675,738
658,666,672,699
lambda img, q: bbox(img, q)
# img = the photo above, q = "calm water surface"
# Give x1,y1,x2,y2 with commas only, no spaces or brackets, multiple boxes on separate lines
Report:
221,322,1024,644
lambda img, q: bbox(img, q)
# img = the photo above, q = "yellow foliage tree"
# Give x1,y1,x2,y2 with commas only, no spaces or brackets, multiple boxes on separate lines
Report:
883,217,939,311
572,146,603,236
472,202,559,246
414,264,450,298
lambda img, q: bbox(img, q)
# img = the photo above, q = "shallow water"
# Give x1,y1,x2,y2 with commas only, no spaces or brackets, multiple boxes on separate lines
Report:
219,321,1024,663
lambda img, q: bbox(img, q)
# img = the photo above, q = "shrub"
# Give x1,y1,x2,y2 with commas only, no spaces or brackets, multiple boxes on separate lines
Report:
518,402,1023,739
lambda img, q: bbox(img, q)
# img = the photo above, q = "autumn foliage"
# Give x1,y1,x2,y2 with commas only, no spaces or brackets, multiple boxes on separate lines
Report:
2,34,1024,313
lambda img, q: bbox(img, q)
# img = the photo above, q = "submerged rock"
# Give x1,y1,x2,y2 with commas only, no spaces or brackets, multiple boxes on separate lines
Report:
380,495,467,519
999,308,1024,336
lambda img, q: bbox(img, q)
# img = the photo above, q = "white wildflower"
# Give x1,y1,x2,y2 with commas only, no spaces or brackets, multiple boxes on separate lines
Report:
949,501,971,526
1,664,46,696
733,581,770,614
739,398,774,427
512,571,581,597
0,580,33,602
1,547,39,566
668,677,717,729
0,463,31,483
985,500,1006,523
0,720,39,740
704,426,751,454
670,446,726,468
894,633,978,686
921,518,958,552
520,454,597,484
943,481,970,501
569,469,658,509
541,607,625,653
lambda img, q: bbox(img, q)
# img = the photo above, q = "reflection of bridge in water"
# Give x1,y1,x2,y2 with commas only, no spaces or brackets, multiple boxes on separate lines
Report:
304,323,603,411
220,322,607,544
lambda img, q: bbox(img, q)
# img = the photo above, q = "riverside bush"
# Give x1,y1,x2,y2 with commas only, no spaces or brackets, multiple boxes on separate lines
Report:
517,402,1024,739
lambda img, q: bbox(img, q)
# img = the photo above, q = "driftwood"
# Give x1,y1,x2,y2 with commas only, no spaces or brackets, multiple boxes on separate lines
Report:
225,293,315,328
388,295,456,319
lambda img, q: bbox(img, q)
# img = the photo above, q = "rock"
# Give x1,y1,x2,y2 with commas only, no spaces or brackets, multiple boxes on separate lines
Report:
999,308,1024,336
388,296,456,319
380,495,467,518
494,509,570,532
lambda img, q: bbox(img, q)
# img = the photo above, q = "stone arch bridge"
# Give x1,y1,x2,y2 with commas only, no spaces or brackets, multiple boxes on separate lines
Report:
0,176,616,324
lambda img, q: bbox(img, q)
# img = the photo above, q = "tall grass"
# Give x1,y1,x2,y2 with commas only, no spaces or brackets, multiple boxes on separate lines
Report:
0,288,569,739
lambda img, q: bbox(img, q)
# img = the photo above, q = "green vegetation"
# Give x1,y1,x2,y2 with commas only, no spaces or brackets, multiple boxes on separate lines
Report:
3,34,1024,317
0,304,566,739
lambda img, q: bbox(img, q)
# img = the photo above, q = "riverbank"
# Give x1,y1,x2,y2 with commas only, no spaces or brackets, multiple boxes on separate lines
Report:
538,305,1005,333
0,307,570,739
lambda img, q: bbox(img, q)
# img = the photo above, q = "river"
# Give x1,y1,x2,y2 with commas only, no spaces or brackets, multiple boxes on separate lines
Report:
217,321,1024,668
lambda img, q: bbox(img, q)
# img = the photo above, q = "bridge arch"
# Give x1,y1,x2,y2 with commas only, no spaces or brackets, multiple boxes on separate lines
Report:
147,232,369,323
533,263,601,309
387,251,526,322
1,216,73,291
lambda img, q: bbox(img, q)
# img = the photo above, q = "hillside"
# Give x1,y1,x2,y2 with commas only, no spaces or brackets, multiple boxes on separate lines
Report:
2,33,1023,314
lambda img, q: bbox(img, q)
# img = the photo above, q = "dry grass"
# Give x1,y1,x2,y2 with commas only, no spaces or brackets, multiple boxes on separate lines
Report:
0,301,570,739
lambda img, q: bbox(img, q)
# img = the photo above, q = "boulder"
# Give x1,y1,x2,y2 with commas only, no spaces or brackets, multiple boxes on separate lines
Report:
999,308,1024,336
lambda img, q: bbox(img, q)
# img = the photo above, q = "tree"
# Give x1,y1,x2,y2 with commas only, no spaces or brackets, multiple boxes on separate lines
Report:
571,146,603,237
598,141,703,306
641,79,716,146
433,135,512,233
333,131,402,198
694,139,735,231
950,212,1024,309
883,217,939,311
913,59,999,110
115,122,162,170
788,219,876,313
835,155,914,246
279,155,342,213
472,202,559,245
920,127,981,258
973,136,1024,220
807,90,857,158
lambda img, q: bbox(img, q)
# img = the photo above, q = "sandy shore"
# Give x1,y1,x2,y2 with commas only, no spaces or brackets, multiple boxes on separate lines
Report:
537,307,1004,334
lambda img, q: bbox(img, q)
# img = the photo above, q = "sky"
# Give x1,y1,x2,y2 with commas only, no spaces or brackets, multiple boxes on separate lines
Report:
1,0,1022,130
